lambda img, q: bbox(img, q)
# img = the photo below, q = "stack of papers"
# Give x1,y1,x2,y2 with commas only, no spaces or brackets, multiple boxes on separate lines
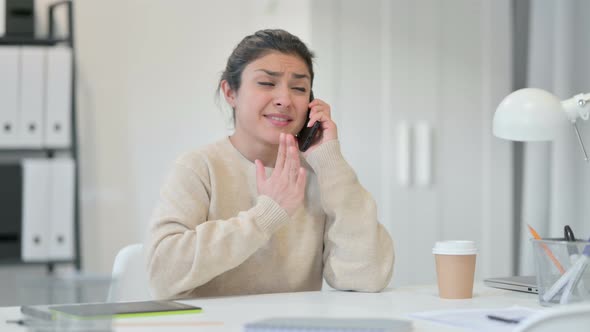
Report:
409,306,538,332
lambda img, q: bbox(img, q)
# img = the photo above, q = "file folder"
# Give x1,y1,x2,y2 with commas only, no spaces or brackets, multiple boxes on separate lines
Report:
0,164,23,260
18,46,45,148
0,0,5,37
21,159,51,262
48,158,75,260
44,46,71,148
0,46,20,148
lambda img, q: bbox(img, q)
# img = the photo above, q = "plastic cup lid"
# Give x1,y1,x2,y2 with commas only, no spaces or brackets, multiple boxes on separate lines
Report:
432,241,477,255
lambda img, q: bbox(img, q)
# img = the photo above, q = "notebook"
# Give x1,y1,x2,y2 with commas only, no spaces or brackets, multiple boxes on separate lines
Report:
483,275,538,294
21,300,202,320
244,317,412,332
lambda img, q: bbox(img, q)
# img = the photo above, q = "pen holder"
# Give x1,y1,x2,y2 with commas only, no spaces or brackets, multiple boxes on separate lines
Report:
531,239,590,306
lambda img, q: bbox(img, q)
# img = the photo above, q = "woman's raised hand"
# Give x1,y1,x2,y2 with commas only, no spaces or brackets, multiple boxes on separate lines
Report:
255,133,307,216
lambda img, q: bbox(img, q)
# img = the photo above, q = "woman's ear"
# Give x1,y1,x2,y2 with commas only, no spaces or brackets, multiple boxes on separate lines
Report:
220,80,236,108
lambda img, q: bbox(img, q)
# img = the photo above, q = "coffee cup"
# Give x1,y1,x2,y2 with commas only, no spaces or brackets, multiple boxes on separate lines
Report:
432,241,477,299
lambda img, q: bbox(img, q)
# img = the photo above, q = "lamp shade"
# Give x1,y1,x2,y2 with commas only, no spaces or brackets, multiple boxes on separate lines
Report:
493,88,567,141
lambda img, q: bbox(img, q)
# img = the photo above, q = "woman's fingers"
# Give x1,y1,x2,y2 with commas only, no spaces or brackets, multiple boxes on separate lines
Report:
275,133,286,172
282,135,294,178
295,167,307,194
307,103,332,127
289,137,301,183
307,112,325,127
275,134,300,183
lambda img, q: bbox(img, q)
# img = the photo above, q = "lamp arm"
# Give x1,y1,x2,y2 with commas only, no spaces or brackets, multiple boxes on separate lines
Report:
561,92,590,162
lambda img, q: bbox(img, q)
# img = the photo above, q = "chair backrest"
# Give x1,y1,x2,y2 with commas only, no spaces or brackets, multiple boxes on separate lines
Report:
107,243,151,302
514,303,590,332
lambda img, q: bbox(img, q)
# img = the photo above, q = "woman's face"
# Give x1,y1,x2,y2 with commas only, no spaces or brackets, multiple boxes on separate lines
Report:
227,51,311,146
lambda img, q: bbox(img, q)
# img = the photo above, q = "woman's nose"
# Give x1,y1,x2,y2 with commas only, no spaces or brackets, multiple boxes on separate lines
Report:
273,87,292,108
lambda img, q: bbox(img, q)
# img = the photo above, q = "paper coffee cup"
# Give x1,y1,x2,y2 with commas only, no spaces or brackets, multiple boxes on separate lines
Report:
433,241,477,299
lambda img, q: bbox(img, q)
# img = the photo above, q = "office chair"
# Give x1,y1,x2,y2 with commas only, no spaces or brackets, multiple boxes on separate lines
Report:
514,303,590,332
107,243,151,302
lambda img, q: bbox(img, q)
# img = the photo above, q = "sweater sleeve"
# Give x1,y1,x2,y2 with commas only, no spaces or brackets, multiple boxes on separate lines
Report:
305,140,394,292
145,157,290,299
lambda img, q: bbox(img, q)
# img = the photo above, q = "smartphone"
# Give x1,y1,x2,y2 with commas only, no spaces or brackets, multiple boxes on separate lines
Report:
297,91,321,152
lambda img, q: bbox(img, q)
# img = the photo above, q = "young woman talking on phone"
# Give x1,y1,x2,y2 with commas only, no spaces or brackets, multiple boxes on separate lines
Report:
146,29,394,299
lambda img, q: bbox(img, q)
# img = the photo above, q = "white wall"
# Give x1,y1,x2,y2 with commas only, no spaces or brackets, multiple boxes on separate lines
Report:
73,0,311,274
518,0,590,275
1,1,514,291
310,0,513,286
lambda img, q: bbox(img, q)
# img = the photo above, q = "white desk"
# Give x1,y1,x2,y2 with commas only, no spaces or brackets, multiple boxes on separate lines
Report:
0,283,541,331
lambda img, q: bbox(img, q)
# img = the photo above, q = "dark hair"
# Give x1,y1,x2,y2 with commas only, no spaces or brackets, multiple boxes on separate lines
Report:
217,29,315,118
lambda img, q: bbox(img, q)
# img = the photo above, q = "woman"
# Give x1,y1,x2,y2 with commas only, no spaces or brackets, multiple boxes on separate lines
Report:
146,29,394,299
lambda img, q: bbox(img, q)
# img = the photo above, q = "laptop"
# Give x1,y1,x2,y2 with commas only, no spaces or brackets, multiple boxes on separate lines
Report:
483,275,538,294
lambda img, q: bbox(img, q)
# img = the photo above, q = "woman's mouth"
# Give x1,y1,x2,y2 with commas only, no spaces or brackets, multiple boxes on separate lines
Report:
264,114,293,127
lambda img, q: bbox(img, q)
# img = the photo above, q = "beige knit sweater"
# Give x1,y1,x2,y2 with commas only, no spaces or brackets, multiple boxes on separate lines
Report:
146,137,394,299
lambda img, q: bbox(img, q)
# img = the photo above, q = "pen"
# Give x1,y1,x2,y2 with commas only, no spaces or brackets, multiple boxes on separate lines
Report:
564,225,576,241
527,224,565,274
486,314,521,324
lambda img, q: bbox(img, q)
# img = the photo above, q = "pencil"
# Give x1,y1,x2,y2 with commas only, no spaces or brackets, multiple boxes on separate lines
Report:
527,224,565,274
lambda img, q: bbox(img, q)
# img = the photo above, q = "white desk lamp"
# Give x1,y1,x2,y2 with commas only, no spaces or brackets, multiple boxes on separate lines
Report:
493,88,590,161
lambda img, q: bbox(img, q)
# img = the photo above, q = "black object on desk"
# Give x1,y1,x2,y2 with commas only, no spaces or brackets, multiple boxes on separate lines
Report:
487,314,522,324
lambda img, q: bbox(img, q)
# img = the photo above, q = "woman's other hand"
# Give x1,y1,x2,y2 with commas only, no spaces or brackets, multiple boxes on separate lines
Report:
256,133,307,216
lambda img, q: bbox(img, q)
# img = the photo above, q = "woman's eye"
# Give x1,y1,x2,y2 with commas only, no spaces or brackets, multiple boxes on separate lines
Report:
292,87,306,92
258,82,275,86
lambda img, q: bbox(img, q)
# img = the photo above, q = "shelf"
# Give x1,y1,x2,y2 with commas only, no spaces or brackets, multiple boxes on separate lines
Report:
0,259,76,266
0,147,73,153
0,37,70,46
0,0,81,273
